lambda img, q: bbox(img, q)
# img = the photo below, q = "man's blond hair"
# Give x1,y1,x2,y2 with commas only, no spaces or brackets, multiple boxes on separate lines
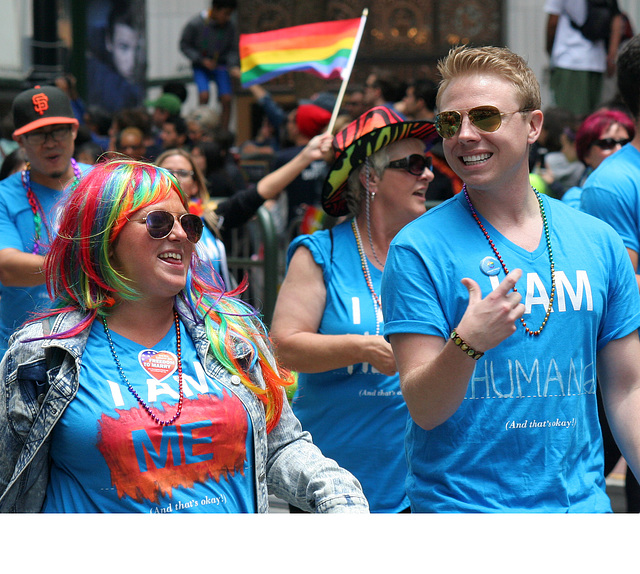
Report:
436,45,541,112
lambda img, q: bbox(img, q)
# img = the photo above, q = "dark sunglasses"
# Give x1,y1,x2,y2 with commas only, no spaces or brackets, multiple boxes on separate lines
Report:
592,137,630,150
130,210,203,243
387,154,432,175
435,105,530,139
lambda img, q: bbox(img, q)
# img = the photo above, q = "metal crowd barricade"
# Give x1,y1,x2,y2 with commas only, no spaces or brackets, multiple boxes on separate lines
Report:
225,205,280,328
224,199,444,329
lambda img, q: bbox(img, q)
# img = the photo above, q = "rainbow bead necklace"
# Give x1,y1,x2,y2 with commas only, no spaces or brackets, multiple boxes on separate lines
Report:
463,184,556,336
22,158,82,254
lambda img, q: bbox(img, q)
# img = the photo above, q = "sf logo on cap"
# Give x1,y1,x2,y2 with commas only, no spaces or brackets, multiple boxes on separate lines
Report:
32,93,49,116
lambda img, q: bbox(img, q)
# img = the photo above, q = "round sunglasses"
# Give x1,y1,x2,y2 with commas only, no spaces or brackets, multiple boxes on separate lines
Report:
387,154,432,175
592,137,630,150
435,105,530,139
129,210,203,243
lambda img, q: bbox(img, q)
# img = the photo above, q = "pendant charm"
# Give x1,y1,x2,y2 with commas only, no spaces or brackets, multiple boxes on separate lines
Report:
480,256,501,276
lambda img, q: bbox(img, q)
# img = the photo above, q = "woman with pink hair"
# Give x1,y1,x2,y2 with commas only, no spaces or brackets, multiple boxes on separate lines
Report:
562,108,635,208
566,110,640,513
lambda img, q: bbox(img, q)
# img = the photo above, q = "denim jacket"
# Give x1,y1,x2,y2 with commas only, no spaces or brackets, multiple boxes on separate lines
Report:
0,301,369,513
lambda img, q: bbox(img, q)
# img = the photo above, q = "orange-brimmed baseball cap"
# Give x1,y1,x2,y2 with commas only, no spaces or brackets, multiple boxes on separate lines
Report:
12,85,79,138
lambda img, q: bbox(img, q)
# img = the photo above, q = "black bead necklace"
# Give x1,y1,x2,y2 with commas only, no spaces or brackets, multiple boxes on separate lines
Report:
102,310,184,425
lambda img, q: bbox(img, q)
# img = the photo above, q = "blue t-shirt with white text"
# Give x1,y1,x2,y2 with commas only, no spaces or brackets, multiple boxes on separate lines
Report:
382,192,640,512
287,221,410,513
43,318,255,513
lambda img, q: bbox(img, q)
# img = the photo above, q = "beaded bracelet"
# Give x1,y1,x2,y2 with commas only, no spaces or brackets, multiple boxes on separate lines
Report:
450,330,484,360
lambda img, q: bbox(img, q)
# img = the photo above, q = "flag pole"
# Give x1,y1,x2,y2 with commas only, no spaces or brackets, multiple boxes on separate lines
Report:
326,8,368,134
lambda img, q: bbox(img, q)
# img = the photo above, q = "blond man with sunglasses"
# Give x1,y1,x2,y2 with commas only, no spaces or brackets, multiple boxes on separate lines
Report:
381,45,640,513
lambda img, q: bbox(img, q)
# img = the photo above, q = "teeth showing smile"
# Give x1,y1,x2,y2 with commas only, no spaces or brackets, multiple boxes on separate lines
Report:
462,153,492,165
159,252,182,261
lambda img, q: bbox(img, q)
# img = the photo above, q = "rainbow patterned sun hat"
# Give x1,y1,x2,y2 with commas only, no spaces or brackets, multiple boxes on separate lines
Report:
321,106,439,217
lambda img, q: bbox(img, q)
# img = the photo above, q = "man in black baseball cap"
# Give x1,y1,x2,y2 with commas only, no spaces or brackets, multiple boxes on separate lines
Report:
0,84,89,356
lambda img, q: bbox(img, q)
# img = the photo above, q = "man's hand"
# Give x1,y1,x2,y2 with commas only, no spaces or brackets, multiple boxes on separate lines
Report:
456,269,525,353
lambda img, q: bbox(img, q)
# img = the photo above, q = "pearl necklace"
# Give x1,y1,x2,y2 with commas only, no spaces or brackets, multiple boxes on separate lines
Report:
22,158,82,254
352,219,382,336
463,184,556,336
102,310,184,426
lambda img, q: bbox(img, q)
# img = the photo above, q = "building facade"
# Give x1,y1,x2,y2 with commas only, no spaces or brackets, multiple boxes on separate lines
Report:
1,0,638,138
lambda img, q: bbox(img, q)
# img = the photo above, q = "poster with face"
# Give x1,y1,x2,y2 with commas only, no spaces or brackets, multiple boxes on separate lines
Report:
86,0,146,114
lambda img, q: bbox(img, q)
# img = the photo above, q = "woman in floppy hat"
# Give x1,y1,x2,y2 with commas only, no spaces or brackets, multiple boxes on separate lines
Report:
271,106,439,513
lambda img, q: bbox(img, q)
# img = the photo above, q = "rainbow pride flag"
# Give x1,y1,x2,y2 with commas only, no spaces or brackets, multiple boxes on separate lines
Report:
240,18,361,87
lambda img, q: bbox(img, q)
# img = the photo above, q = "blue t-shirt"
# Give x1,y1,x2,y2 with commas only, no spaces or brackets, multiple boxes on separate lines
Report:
381,192,640,513
0,165,91,356
287,221,410,513
581,144,640,263
561,185,582,209
562,167,593,210
43,318,256,513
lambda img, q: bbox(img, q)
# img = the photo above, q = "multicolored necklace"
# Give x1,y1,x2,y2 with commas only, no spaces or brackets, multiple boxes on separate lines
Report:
102,310,184,426
352,219,383,336
463,184,556,336
22,158,82,254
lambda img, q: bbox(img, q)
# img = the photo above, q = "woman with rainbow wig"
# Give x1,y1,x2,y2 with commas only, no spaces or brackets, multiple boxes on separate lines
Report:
0,158,368,513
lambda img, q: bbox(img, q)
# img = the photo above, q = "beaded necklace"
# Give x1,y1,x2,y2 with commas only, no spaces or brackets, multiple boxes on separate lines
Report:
352,219,383,336
102,310,184,426
463,184,556,336
22,158,82,254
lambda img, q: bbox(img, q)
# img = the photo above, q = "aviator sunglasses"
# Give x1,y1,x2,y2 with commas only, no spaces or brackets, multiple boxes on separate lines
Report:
387,154,432,175
129,210,203,243
435,105,530,139
592,137,630,150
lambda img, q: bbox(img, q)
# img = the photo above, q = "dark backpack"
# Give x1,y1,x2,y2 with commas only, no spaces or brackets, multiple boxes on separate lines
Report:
569,0,615,43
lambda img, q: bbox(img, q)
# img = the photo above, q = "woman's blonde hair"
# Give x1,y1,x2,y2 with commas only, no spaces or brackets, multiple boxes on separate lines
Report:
156,148,221,233
156,148,209,202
